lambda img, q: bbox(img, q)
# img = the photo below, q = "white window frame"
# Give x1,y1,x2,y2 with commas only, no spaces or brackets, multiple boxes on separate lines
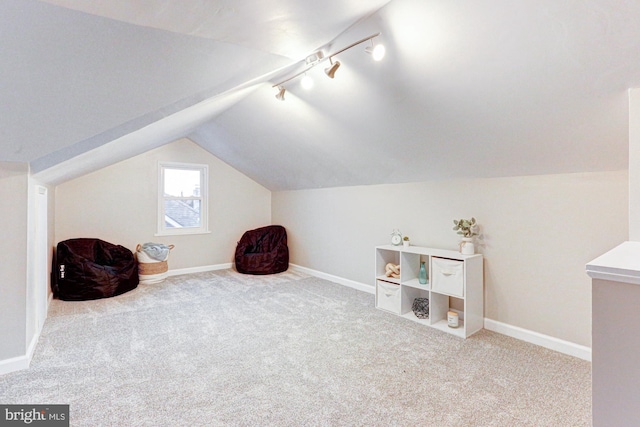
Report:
157,162,209,236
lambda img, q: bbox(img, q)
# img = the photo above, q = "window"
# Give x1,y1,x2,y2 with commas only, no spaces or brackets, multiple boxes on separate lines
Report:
158,162,209,235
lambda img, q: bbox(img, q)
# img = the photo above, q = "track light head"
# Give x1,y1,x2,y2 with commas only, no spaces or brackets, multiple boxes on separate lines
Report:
365,43,386,61
325,60,341,79
301,74,313,90
275,86,286,101
365,36,386,61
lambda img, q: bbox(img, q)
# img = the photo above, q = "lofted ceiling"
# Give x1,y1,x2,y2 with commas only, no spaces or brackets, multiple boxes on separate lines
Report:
2,0,640,190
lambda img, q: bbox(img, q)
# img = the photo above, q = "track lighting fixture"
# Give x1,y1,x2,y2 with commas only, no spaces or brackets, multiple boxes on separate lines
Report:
271,32,384,100
324,58,341,79
305,51,324,65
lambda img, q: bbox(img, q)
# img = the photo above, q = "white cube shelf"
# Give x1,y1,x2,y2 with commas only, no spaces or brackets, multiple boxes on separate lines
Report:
375,245,484,338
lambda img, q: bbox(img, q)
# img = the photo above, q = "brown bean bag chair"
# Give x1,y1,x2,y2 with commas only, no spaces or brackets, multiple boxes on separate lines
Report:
53,238,139,301
235,225,289,275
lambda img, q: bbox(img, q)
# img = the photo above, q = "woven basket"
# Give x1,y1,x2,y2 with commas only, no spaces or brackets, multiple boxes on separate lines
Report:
136,244,174,284
139,260,168,275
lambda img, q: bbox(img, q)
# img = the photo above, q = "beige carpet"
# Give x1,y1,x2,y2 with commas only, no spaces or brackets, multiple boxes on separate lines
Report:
0,269,591,426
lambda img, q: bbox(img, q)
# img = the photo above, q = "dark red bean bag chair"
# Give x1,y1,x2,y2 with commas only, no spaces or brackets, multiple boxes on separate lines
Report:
53,238,139,301
235,225,289,275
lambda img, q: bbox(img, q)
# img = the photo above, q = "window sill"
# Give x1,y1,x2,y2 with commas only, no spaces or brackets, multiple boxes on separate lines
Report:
155,229,211,237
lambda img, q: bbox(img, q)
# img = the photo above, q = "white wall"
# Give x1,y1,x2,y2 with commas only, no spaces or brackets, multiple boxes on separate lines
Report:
25,177,55,349
272,171,628,347
589,88,640,426
55,138,271,269
0,164,55,374
0,162,28,361
591,277,640,426
629,88,640,240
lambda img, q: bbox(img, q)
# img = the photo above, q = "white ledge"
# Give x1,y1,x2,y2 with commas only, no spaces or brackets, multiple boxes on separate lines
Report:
586,241,640,285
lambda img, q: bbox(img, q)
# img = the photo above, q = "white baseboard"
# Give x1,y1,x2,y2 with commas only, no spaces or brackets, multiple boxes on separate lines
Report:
291,264,590,361
167,263,233,277
0,354,30,376
26,332,39,362
290,264,374,294
484,318,592,361
1,294,52,376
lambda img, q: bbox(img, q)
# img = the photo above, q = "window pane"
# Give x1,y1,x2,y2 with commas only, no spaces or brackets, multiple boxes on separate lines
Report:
164,199,202,229
158,163,208,235
164,169,201,197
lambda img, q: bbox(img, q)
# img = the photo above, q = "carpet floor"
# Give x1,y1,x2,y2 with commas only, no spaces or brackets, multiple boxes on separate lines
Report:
0,269,591,426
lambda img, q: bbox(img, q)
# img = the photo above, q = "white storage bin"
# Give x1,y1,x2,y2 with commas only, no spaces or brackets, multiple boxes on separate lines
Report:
431,257,464,297
376,280,401,314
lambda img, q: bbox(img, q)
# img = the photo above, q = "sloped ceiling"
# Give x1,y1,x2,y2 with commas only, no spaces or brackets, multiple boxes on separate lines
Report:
3,0,640,189
37,0,386,58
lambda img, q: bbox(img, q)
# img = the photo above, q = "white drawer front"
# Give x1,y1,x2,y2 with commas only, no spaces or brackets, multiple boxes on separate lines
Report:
376,280,401,314
431,258,464,297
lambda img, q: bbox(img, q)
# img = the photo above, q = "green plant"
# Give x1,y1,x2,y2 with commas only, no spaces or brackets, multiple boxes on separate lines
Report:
453,217,478,238
403,236,410,241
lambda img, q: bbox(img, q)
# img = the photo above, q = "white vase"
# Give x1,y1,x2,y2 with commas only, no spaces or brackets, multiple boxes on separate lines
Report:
460,237,474,254
403,241,410,248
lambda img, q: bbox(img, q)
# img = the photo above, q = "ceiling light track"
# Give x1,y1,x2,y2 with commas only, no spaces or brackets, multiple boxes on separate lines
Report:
272,32,384,100
325,32,383,62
